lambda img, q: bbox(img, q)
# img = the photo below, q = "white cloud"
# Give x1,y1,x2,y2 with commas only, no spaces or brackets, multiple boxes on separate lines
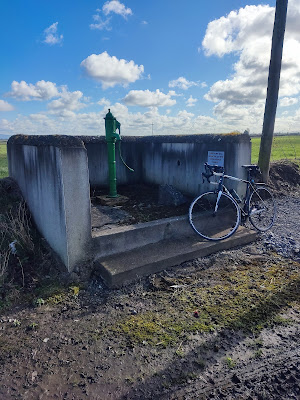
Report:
202,5,274,57
168,90,182,97
186,96,197,107
213,101,265,126
48,89,87,116
90,1,132,30
7,80,59,101
280,97,298,107
0,100,14,111
90,16,112,31
1,100,236,137
81,52,144,89
204,76,266,105
5,80,89,119
169,77,199,90
29,114,50,122
43,22,63,45
202,0,300,124
122,89,176,107
178,110,194,119
3,98,300,137
103,1,132,18
98,97,110,107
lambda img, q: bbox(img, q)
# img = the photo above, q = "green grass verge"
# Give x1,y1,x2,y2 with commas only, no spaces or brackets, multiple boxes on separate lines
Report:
251,135,300,164
0,143,8,179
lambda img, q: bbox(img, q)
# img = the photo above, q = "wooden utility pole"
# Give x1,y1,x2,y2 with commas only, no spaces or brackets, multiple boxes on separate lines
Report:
258,0,288,182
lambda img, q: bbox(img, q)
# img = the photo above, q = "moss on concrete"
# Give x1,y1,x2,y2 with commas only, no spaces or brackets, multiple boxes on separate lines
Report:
8,135,85,148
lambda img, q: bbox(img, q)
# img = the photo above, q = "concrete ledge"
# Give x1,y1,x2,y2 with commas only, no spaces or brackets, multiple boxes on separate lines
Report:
8,134,85,148
81,133,251,144
94,226,258,288
92,214,191,259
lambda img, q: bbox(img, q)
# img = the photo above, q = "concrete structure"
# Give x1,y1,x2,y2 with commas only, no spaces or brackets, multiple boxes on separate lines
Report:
94,226,257,288
7,133,251,279
82,134,251,196
7,136,91,271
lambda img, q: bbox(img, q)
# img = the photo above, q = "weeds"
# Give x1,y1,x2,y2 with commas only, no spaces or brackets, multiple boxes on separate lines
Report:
2,202,34,253
0,247,11,285
254,349,263,358
34,298,45,307
27,322,38,331
0,201,34,288
225,356,236,368
0,178,58,310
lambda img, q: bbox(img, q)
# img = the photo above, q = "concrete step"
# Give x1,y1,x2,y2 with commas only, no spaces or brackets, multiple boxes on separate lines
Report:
92,214,192,260
93,226,257,288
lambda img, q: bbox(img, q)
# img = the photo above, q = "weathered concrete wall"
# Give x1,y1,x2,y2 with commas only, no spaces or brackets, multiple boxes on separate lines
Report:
81,136,142,186
7,133,251,274
7,135,91,272
140,134,251,195
82,134,251,196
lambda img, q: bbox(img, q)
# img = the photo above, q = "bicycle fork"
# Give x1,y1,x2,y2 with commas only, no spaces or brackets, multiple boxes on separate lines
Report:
213,190,223,215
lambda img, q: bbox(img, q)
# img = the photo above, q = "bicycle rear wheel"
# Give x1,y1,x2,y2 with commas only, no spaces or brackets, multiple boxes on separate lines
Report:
249,186,276,231
189,191,240,241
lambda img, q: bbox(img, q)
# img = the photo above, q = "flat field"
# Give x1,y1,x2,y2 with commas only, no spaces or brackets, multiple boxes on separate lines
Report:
251,135,300,164
0,142,8,179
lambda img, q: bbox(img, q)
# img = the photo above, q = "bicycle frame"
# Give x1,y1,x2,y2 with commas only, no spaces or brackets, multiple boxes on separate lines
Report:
190,164,276,240
210,170,266,219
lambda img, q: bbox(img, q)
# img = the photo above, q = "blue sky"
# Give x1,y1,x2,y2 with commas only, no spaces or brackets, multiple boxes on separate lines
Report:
1,0,300,136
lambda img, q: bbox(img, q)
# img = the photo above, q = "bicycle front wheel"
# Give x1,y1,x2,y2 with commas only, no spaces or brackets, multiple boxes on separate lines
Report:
249,186,276,231
189,191,240,241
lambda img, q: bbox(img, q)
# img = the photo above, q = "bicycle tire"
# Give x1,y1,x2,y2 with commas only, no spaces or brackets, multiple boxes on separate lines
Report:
249,186,276,231
189,191,241,241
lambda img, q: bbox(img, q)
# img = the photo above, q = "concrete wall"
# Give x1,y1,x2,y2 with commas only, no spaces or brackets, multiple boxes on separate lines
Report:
82,134,251,196
7,133,251,274
82,136,142,186
7,136,91,272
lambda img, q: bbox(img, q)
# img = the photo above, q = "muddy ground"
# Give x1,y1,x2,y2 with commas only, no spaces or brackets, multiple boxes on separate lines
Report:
90,183,192,231
0,161,300,400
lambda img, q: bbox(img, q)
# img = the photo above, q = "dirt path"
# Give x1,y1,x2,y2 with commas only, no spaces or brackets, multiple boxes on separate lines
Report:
0,247,299,399
0,162,300,400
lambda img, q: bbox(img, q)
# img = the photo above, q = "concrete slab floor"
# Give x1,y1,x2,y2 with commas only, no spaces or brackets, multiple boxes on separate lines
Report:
91,204,130,232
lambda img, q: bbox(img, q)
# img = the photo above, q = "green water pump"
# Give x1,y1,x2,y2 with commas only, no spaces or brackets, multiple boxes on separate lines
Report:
104,109,133,197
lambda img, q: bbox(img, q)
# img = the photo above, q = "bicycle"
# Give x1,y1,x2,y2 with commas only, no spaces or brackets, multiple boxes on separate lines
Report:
189,163,276,241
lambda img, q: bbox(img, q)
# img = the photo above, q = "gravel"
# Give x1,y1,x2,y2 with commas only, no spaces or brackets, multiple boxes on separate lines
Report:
260,195,300,261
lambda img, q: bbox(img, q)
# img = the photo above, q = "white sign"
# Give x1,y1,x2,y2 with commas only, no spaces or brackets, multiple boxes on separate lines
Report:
207,151,224,167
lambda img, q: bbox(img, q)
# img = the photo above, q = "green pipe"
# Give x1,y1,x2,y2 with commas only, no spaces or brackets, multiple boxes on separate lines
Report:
104,108,134,197
107,141,117,197
104,109,120,198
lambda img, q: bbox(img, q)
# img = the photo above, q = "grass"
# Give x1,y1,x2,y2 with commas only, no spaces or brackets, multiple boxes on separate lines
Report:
111,258,300,347
0,143,8,179
251,135,300,164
